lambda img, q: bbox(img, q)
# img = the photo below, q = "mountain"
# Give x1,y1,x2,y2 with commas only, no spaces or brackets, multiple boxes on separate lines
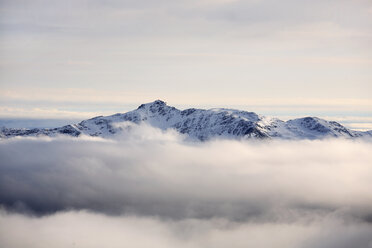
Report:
1,100,371,140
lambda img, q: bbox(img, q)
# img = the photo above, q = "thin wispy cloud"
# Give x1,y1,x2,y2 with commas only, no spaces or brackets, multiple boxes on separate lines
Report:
1,0,371,106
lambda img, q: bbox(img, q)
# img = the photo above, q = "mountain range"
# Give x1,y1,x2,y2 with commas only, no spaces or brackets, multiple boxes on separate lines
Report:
1,100,371,140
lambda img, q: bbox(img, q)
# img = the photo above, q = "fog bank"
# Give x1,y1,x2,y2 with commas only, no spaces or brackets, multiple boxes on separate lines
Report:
1,126,372,247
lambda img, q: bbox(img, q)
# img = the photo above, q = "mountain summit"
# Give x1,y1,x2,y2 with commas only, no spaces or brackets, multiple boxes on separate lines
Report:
1,100,371,140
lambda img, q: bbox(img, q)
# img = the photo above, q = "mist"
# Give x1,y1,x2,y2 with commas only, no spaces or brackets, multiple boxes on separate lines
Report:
2,209,372,248
1,124,372,247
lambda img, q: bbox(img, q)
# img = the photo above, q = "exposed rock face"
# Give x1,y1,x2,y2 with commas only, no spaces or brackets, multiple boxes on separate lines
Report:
1,100,371,140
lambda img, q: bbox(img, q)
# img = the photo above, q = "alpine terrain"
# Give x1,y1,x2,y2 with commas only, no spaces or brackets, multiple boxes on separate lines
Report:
1,100,371,140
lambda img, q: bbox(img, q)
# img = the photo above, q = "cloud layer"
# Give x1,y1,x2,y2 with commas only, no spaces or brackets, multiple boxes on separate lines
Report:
1,0,371,102
1,210,372,248
1,125,372,247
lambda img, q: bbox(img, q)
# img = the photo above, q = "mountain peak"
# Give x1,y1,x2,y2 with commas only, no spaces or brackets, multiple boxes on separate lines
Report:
151,99,167,106
1,101,371,140
137,100,167,109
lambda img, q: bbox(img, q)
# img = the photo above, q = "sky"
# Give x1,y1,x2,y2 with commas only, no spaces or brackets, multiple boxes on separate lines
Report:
0,0,371,129
1,2,372,246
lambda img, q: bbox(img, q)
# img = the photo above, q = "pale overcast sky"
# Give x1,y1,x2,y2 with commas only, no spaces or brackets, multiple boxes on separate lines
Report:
0,0,371,128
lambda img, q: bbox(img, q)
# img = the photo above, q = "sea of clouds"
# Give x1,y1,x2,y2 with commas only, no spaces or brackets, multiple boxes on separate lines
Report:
1,124,372,248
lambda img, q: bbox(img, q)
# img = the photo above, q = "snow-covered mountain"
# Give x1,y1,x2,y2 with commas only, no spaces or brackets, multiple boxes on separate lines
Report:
1,100,371,140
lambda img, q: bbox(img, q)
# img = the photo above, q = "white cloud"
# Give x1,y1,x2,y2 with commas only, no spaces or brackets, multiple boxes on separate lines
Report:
1,0,371,102
0,106,103,119
345,122,372,131
2,88,372,107
1,208,372,248
0,128,372,246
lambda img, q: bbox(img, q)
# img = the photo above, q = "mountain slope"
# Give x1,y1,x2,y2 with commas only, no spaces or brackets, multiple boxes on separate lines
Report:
1,100,371,140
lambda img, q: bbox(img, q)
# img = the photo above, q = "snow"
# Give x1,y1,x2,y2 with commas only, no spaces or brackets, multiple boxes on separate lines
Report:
1,100,371,140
